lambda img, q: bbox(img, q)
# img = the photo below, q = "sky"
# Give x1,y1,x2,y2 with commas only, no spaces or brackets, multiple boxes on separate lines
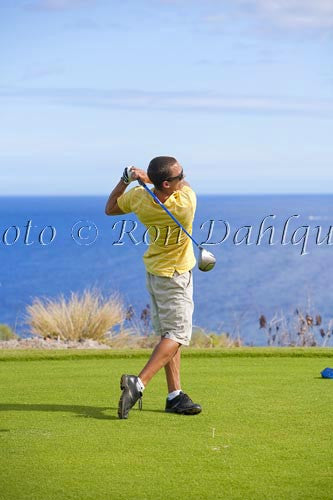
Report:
0,0,332,195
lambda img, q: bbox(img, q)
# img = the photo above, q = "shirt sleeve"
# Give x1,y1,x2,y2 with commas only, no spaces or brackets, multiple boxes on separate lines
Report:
177,185,197,213
117,186,136,213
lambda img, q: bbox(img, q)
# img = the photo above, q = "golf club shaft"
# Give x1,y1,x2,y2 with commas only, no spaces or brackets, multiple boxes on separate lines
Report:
137,178,200,247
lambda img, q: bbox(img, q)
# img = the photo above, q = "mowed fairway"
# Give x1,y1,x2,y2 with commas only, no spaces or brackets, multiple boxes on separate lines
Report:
0,350,332,500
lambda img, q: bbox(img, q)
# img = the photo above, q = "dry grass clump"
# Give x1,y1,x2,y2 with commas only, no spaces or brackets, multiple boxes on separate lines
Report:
106,327,242,349
0,324,18,341
25,292,242,349
26,289,126,342
105,326,242,349
104,329,160,349
190,328,242,348
259,306,333,347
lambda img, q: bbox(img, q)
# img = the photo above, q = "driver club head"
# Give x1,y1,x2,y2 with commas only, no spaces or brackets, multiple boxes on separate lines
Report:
198,247,216,272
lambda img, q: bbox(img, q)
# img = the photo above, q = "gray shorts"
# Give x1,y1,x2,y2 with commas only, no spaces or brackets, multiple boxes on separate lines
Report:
146,270,194,346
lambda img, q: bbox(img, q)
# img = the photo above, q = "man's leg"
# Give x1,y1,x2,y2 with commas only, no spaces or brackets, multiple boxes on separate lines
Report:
118,337,180,419
138,337,180,387
163,342,201,415
164,346,181,393
118,270,201,418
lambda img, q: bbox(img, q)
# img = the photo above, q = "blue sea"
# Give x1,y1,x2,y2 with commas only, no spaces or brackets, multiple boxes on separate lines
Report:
1,194,333,345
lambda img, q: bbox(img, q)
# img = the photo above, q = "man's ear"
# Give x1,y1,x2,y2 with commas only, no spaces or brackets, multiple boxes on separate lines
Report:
161,180,170,190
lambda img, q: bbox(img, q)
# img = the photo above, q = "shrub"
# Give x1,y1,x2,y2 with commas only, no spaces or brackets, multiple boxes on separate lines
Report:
25,288,126,342
259,308,332,347
104,329,160,349
105,327,241,349
0,324,18,341
190,327,242,348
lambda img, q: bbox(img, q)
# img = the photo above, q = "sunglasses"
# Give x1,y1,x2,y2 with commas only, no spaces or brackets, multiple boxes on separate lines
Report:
166,168,184,182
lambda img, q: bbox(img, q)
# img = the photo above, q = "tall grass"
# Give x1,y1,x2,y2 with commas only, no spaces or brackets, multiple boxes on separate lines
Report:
0,324,17,341
25,289,126,342
259,307,333,347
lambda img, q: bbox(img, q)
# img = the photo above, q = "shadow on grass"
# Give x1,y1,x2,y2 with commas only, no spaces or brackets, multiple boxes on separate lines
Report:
0,404,172,420
0,404,118,420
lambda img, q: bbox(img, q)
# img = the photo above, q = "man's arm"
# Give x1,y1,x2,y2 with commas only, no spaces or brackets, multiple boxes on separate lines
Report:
105,180,127,215
105,167,152,216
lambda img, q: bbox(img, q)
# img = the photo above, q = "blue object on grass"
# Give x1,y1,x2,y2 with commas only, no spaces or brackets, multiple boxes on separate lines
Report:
321,367,333,378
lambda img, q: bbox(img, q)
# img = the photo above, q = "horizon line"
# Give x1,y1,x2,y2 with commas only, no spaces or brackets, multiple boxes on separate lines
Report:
1,192,333,197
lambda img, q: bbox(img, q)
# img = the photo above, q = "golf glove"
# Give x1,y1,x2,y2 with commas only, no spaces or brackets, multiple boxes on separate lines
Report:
121,166,135,185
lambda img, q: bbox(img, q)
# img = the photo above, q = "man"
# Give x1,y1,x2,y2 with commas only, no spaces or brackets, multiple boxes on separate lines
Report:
105,156,201,419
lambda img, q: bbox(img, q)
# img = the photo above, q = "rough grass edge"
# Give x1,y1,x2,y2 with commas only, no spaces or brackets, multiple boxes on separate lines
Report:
0,347,333,362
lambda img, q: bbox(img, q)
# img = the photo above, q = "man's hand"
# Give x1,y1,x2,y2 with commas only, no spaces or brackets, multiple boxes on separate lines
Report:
105,165,152,216
121,166,135,185
127,167,152,184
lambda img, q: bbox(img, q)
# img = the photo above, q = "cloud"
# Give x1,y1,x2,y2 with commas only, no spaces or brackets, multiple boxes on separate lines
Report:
1,86,332,117
25,0,95,12
23,0,333,29
204,0,333,31
254,0,333,29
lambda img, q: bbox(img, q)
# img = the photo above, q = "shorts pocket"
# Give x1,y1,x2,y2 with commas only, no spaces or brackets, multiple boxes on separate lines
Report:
183,270,192,289
173,270,191,289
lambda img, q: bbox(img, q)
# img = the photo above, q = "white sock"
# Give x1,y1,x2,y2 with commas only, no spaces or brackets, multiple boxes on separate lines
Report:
136,377,145,393
167,390,181,400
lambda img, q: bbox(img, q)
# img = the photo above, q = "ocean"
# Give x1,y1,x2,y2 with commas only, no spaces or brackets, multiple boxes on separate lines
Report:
1,194,333,345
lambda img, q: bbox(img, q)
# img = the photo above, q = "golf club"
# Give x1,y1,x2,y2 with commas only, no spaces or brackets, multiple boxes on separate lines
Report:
137,178,216,272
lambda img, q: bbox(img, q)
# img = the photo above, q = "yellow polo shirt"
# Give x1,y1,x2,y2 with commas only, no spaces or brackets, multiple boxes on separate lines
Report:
117,185,197,277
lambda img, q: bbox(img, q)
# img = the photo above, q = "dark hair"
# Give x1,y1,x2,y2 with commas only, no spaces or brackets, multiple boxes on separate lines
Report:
147,156,178,190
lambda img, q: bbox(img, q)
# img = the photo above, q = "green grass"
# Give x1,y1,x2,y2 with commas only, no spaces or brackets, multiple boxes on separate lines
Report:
1,347,333,362
1,350,333,499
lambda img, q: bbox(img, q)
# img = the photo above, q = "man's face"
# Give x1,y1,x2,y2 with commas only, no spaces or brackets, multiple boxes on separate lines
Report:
162,163,184,193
